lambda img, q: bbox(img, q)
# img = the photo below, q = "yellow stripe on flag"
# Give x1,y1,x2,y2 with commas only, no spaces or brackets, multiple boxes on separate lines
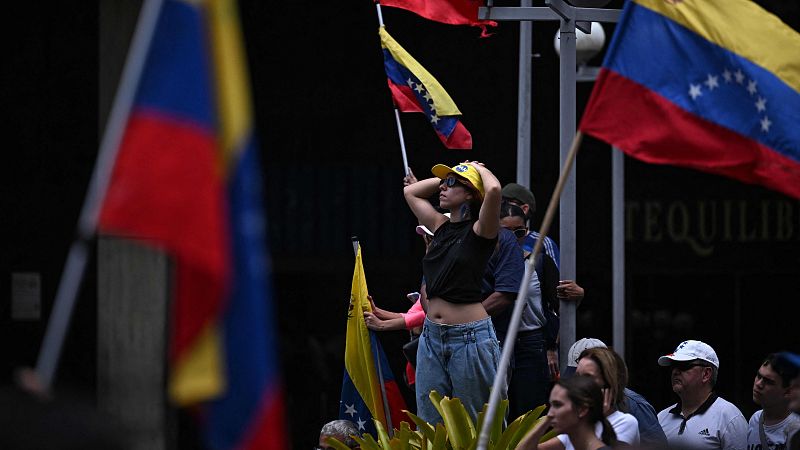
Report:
345,246,387,426
379,27,462,117
634,0,800,93
208,0,254,171
170,323,225,406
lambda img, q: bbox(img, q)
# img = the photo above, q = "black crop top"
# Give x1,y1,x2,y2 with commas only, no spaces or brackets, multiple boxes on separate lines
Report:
422,220,497,304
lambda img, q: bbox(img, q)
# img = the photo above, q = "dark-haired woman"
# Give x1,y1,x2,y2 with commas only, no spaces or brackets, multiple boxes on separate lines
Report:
403,161,502,424
516,375,618,450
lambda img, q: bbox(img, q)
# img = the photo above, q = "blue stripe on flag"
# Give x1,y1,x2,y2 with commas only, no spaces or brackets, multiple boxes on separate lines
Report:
605,3,800,162
135,0,214,128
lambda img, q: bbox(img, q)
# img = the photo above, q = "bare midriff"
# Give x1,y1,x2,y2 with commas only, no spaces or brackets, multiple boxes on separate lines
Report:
426,297,489,324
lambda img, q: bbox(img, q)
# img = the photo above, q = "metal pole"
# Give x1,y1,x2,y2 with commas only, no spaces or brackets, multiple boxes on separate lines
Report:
612,147,625,357
516,0,532,186
377,4,411,177
477,133,584,450
557,17,577,371
34,0,165,390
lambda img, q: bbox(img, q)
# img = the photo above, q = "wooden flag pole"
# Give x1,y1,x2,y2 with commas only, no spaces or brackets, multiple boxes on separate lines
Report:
476,131,583,450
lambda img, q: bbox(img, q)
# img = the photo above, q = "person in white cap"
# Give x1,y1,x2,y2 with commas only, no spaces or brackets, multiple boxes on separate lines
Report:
564,338,667,448
657,340,747,450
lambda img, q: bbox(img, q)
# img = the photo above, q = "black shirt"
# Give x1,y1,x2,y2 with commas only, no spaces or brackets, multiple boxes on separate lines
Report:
423,220,497,304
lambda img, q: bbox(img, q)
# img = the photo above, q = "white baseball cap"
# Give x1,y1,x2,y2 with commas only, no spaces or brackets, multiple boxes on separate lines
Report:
658,340,719,369
568,338,607,368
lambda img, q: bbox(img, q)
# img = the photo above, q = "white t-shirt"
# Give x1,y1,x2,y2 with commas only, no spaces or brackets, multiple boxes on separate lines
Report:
658,395,748,450
746,410,800,450
557,410,640,449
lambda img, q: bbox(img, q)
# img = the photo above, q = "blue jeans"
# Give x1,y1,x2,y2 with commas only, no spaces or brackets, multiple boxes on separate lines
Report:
415,317,501,424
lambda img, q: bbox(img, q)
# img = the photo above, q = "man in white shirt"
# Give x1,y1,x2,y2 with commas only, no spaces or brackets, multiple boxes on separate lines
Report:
657,340,748,450
747,353,800,450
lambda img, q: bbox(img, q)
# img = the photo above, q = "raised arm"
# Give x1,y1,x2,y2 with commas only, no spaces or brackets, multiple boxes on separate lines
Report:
468,162,501,239
404,177,448,233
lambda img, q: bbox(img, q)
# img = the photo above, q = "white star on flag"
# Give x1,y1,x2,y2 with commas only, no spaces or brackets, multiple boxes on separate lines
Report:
734,70,745,84
406,78,414,88
704,74,719,90
344,404,357,417
722,69,732,83
423,91,432,102
689,84,703,100
747,80,758,95
414,83,425,94
356,417,367,430
430,114,440,124
760,116,771,132
755,97,767,112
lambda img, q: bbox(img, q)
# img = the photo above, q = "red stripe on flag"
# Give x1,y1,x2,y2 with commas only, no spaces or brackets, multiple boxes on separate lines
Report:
580,70,800,199
378,0,496,34
388,81,424,113
441,120,472,150
238,387,287,450
384,380,412,430
98,111,231,358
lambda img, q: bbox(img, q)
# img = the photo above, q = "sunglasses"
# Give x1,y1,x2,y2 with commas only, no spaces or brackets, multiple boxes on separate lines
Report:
672,361,709,372
440,175,470,189
506,226,528,238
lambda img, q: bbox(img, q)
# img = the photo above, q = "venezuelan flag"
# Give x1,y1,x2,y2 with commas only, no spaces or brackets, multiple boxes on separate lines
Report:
580,0,800,199
98,0,286,447
339,246,408,436
380,27,473,149
378,0,496,35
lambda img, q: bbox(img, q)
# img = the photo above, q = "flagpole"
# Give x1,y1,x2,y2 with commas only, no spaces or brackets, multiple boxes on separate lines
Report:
376,3,411,177
476,131,584,450
33,0,165,391
352,236,395,435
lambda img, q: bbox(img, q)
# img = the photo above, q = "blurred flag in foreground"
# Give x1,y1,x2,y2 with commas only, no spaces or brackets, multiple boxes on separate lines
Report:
340,246,408,436
380,27,472,149
97,0,286,447
377,0,496,36
580,0,800,199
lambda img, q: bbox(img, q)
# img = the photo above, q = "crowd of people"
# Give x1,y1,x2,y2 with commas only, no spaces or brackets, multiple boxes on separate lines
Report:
318,162,800,450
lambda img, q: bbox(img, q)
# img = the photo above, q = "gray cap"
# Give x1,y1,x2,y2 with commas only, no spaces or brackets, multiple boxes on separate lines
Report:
502,183,536,213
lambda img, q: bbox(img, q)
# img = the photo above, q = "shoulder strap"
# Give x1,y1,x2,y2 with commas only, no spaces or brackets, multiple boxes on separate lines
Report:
759,412,769,450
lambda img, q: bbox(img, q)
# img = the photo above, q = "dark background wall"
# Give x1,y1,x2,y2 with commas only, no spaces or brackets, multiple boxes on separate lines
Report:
2,0,799,448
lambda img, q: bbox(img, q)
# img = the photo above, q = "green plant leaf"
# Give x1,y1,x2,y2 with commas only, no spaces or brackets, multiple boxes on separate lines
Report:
506,405,549,450
405,411,436,443
354,432,383,450
489,398,509,445
395,421,413,450
432,423,449,450
324,437,355,450
429,390,446,422
375,419,393,449
440,396,475,449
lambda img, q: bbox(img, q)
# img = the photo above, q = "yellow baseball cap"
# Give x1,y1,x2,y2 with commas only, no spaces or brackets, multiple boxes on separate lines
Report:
431,163,484,199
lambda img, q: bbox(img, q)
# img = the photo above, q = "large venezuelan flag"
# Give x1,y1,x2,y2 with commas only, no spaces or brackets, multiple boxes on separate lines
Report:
98,0,286,448
580,0,800,199
380,27,473,150
340,246,408,437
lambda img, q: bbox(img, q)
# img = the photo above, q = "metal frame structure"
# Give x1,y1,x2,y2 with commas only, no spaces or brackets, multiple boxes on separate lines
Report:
479,0,623,367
